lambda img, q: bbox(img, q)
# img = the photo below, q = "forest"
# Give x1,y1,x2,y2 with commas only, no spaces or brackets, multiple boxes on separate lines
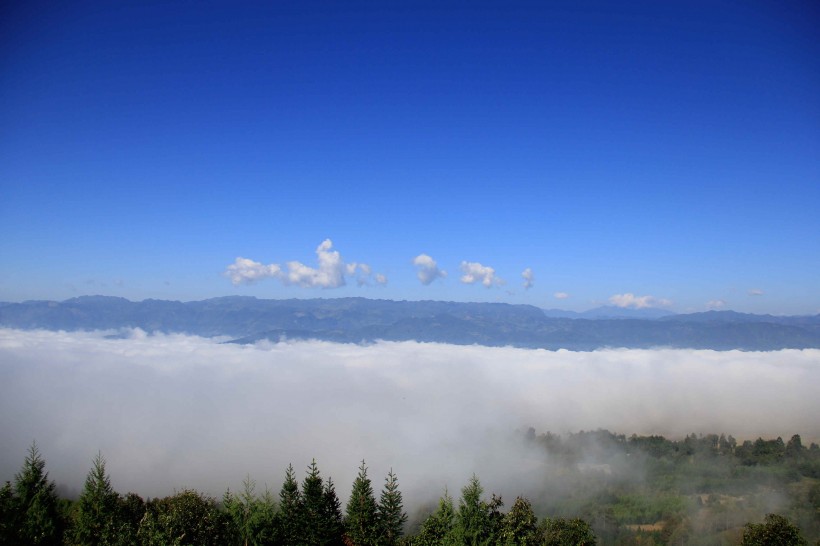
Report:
1,429,818,545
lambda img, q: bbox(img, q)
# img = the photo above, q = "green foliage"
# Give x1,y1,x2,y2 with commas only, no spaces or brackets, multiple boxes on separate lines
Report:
0,480,17,544
498,496,539,545
68,452,124,545
540,517,597,546
378,469,408,546
453,475,503,545
278,463,303,545
223,475,277,546
137,489,229,546
415,491,457,546
345,460,379,546
321,477,345,546
10,442,63,545
741,513,807,545
300,459,344,546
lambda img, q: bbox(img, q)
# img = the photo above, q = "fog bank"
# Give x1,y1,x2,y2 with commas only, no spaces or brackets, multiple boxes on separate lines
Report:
1,329,818,505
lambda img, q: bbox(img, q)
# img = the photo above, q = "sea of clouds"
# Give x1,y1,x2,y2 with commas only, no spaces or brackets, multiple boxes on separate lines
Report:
1,328,818,506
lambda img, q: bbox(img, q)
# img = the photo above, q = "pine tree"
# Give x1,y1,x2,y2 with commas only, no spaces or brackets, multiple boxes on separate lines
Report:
455,474,494,545
302,459,325,546
415,490,457,546
69,452,121,545
378,469,407,546
224,474,274,546
278,463,303,545
13,442,63,545
0,480,18,544
321,477,344,546
345,461,379,546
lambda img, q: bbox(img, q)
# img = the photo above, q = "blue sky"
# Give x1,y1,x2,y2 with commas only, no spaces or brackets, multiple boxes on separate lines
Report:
1,1,818,313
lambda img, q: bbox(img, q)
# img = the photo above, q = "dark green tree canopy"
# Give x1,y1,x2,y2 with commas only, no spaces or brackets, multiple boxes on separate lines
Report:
345,460,379,546
741,513,807,546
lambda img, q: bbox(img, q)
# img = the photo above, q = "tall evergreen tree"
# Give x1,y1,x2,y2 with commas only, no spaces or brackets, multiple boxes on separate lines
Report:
278,463,303,545
13,442,63,545
321,477,345,546
0,480,17,544
378,469,407,546
69,452,122,545
345,460,379,546
302,459,325,546
224,475,277,546
415,490,457,546
300,459,344,546
455,475,495,545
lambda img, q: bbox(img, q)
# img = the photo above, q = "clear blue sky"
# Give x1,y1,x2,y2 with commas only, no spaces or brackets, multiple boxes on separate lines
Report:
1,1,818,314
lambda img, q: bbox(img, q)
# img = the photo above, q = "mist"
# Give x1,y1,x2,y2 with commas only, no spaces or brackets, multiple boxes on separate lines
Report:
1,328,818,509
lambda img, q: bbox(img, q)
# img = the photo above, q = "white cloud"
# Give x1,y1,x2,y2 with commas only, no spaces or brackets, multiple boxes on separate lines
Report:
706,299,726,310
554,292,569,300
521,268,534,290
374,274,388,286
225,258,282,285
460,261,503,288
1,329,819,508
225,240,384,289
412,254,447,285
608,293,672,309
748,289,764,296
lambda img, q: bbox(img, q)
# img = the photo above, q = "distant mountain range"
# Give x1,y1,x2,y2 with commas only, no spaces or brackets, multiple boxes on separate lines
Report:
1,296,819,351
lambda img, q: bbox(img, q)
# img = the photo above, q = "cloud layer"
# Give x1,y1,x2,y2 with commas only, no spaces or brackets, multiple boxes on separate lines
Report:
2,329,819,507
225,240,385,288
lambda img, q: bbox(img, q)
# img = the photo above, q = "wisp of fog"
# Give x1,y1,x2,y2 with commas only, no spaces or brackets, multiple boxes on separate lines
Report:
1,328,818,507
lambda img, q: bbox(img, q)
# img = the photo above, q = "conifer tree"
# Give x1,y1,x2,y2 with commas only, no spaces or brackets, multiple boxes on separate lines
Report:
345,460,379,546
455,474,495,545
297,459,344,546
13,442,63,545
0,480,17,544
278,463,303,545
69,452,121,545
378,469,407,545
302,459,325,546
321,477,345,546
415,490,457,546
224,475,276,546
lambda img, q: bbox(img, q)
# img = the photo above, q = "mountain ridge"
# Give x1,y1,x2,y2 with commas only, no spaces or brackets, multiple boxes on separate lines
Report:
1,295,819,351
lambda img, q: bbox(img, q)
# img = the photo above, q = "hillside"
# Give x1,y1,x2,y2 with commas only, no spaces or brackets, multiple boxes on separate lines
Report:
2,296,819,351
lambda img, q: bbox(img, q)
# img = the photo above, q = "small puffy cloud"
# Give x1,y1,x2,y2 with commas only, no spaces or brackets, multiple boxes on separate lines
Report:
748,289,764,296
706,299,726,310
225,239,384,289
374,274,388,286
413,254,447,285
460,261,503,288
521,268,534,290
609,293,672,309
225,258,282,285
554,292,570,300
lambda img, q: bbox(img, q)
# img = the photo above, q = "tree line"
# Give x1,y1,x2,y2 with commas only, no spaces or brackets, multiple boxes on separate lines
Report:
1,436,813,545
0,443,598,545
